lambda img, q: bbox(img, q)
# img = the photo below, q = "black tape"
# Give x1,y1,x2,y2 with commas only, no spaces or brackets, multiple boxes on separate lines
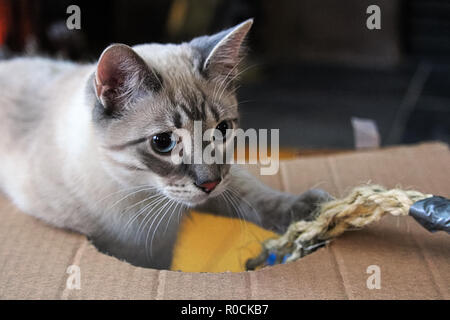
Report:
409,196,450,233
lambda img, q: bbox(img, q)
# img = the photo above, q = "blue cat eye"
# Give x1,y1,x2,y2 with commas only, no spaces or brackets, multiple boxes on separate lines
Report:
151,132,176,154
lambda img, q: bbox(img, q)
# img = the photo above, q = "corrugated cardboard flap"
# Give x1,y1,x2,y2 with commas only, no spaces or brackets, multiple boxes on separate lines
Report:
0,142,449,299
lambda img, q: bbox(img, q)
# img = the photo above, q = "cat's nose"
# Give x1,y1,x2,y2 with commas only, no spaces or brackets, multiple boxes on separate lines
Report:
195,179,221,193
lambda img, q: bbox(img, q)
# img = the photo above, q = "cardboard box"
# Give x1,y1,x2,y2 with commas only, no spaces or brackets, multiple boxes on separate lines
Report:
0,142,448,299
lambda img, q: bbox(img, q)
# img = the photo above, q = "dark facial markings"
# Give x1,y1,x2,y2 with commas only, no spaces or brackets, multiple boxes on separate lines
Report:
138,148,188,177
172,112,182,129
179,103,198,121
105,137,148,151
200,100,207,121
178,99,220,123
209,104,220,122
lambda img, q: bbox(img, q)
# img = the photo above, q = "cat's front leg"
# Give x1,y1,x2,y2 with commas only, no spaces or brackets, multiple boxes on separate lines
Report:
197,165,332,234
256,188,332,234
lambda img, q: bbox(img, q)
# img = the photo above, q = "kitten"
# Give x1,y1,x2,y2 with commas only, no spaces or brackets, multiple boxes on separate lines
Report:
0,19,330,269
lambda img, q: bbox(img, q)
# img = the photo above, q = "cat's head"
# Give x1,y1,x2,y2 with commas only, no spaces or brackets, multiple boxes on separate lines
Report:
90,19,253,206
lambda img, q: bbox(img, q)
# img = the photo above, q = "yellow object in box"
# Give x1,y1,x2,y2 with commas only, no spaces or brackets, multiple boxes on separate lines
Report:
171,211,277,272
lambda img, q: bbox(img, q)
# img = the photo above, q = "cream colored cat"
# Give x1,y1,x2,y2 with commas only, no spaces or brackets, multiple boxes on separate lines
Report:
0,20,329,269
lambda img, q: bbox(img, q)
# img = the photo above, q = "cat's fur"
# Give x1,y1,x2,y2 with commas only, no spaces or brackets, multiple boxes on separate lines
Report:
0,19,330,269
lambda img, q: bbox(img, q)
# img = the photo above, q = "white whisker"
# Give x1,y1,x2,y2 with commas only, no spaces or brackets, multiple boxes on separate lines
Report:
132,195,167,241
93,184,155,207
223,189,246,234
227,186,262,225
146,199,176,259
105,186,157,212
124,195,166,239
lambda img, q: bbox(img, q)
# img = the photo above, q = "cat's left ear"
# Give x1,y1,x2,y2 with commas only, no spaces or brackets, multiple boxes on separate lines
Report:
190,19,253,82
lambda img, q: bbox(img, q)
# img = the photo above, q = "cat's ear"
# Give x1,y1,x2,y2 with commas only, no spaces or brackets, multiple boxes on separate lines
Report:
190,19,253,83
94,44,161,114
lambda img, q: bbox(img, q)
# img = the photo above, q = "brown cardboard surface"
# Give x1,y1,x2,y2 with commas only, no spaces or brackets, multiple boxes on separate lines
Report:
0,142,449,299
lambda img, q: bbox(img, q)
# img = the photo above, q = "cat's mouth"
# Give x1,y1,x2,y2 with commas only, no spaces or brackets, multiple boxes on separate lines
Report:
162,173,231,207
163,181,226,207
163,194,203,208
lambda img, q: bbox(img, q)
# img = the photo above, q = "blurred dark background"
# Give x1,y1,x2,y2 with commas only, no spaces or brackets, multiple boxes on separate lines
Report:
0,0,449,149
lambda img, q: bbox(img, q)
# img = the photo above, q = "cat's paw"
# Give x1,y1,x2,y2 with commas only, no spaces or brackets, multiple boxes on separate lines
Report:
276,189,333,234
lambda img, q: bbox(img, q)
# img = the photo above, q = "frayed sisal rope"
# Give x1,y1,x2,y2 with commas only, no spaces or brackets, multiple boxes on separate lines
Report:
246,185,433,270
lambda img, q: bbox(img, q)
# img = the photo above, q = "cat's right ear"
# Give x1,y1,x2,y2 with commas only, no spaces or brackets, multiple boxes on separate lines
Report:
94,44,161,114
